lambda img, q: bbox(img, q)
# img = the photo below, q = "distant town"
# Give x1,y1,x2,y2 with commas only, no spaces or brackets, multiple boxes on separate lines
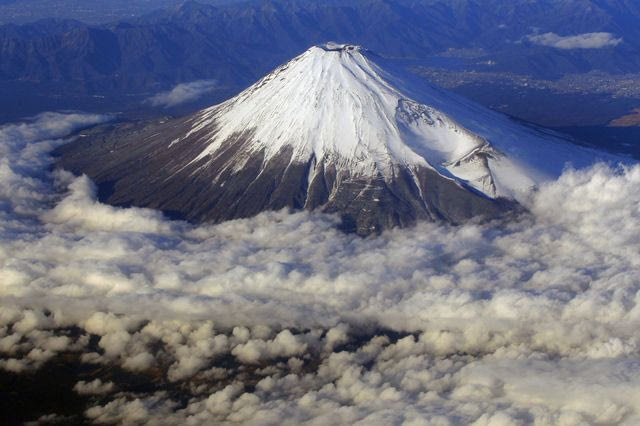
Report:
414,67,640,99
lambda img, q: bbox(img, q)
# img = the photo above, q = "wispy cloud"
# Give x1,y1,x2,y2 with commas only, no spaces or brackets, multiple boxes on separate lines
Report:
146,80,218,108
1,113,640,423
528,32,623,49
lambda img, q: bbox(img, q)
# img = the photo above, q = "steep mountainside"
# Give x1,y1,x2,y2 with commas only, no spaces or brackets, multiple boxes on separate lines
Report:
56,44,618,234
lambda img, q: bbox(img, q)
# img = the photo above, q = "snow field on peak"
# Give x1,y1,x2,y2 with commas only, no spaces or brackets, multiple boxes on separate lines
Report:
189,46,433,177
178,45,623,200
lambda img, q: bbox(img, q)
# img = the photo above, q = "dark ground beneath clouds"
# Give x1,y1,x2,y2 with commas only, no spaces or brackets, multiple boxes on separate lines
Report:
1,113,640,425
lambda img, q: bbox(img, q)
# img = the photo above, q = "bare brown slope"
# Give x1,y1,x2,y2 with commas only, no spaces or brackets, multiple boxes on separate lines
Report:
55,116,514,235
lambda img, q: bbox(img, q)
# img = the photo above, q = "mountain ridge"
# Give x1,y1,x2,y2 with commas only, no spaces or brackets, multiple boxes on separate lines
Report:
2,0,640,90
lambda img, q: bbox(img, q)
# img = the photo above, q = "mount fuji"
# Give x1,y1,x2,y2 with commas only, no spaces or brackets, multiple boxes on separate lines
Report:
57,43,619,234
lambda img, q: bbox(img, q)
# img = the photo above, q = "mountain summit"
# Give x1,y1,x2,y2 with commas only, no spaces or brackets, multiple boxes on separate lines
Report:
57,43,615,234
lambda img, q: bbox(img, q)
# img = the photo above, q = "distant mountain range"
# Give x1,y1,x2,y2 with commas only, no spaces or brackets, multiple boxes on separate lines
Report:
1,0,640,135
1,0,640,90
0,0,245,24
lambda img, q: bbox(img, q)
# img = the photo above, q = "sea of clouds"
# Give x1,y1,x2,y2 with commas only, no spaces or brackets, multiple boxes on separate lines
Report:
1,113,640,425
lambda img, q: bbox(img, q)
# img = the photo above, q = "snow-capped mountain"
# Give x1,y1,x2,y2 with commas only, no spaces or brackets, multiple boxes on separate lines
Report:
57,43,618,234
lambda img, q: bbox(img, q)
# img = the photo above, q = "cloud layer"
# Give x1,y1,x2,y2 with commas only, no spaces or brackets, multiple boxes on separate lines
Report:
528,32,623,49
147,80,218,108
1,113,640,424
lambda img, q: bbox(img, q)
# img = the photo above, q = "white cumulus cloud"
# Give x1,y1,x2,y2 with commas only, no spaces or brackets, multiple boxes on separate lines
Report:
73,379,116,396
528,32,623,49
146,80,218,108
1,113,640,424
